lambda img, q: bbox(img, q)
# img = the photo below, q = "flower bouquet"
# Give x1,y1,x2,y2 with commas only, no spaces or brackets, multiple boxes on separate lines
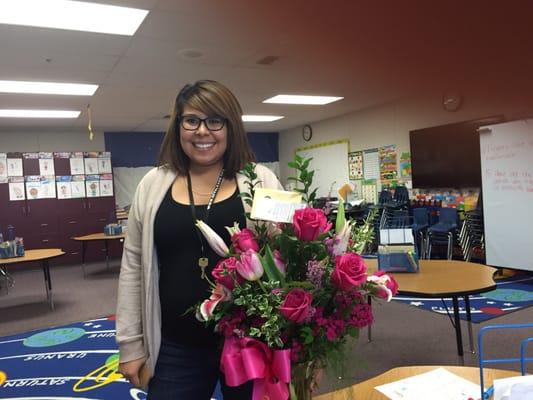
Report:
195,156,398,400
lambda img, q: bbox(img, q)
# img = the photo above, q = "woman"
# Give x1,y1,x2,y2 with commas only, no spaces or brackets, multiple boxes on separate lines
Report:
116,80,282,399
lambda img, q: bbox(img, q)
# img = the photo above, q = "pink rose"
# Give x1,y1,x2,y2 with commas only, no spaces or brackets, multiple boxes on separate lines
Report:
293,208,332,241
231,228,259,253
279,288,313,323
331,252,367,291
212,257,243,290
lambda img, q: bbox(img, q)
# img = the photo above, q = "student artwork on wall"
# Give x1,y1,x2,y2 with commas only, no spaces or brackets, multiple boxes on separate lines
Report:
86,175,100,197
9,177,25,201
98,157,112,174
348,151,363,180
99,174,113,197
40,175,56,198
71,176,86,198
7,158,23,177
26,176,41,200
39,157,55,176
361,179,378,204
56,176,72,200
84,157,98,175
0,153,7,183
70,157,84,175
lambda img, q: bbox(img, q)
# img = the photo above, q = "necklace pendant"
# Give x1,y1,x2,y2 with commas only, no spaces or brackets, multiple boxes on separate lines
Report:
198,257,209,279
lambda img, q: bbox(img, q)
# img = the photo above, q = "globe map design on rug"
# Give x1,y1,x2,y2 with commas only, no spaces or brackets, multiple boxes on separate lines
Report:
393,275,533,323
0,316,225,400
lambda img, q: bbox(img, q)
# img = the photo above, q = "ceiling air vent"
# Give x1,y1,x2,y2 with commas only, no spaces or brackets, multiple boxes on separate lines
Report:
256,56,280,65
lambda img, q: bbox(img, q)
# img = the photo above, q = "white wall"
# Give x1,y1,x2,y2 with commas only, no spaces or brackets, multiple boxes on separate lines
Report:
279,89,533,187
0,131,105,152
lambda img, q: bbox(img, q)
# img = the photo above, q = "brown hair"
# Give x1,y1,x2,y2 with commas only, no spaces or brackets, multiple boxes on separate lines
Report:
158,80,255,178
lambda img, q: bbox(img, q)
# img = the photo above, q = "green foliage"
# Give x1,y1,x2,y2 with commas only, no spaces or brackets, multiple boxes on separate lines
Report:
350,207,378,254
287,154,318,206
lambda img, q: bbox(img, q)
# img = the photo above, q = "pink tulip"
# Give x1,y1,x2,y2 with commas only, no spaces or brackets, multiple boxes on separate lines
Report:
236,250,264,281
273,250,287,275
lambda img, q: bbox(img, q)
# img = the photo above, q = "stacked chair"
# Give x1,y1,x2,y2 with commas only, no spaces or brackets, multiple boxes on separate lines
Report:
412,208,430,258
459,210,485,262
426,207,458,259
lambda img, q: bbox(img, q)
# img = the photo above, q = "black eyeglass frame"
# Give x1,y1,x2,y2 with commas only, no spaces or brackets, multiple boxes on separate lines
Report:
178,114,227,131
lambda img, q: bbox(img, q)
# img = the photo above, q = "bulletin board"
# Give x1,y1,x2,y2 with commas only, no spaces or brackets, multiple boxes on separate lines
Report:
295,140,350,198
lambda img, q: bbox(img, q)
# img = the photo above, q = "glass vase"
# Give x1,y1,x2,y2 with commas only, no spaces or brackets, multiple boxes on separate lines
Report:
291,362,314,400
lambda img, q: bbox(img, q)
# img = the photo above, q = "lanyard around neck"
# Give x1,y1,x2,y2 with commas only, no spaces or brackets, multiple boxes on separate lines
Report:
186,168,225,255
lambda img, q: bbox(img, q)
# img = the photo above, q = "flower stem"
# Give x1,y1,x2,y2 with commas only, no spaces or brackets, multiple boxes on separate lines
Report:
257,279,268,294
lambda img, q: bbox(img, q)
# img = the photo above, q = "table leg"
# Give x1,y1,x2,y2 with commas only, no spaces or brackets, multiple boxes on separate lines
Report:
452,296,464,365
81,241,87,278
105,240,110,270
464,295,475,354
42,259,54,310
367,296,372,342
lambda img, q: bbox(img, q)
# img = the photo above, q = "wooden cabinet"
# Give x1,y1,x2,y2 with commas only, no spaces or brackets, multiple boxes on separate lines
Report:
0,155,122,266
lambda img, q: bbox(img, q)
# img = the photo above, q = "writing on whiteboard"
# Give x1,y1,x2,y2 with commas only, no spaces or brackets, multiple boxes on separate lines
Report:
480,140,533,160
485,168,533,192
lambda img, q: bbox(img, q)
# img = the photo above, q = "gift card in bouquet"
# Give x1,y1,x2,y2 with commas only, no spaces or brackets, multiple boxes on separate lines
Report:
251,188,305,223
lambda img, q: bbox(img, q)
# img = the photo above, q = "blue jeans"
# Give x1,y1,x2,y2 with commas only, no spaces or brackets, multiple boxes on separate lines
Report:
147,339,252,400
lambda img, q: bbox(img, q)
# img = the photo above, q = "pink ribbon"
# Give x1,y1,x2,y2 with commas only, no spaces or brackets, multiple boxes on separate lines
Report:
221,336,291,400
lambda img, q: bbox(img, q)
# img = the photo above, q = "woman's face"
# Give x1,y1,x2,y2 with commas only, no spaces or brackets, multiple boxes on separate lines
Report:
179,105,228,170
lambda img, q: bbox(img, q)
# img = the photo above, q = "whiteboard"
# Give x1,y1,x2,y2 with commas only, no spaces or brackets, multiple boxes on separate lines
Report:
479,119,533,271
296,141,350,198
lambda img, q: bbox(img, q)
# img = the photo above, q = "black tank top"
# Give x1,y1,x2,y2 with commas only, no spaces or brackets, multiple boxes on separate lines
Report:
154,184,246,347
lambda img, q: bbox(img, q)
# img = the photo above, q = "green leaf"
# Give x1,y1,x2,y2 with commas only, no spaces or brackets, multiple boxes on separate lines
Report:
335,198,345,233
261,244,286,287
287,161,298,169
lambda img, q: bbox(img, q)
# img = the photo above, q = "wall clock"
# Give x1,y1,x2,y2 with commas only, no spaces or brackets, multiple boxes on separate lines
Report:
442,92,462,112
302,124,312,141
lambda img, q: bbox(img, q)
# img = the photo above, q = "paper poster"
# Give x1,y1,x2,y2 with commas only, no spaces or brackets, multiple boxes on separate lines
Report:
7,158,23,177
71,177,86,198
363,149,379,180
70,157,85,175
56,176,72,200
84,158,98,175
86,175,100,197
400,152,412,178
26,176,41,200
348,151,364,180
39,158,55,176
9,177,25,201
0,154,7,183
98,157,112,173
23,152,38,159
40,175,56,198
54,152,71,159
100,179,114,197
361,179,378,204
379,144,397,182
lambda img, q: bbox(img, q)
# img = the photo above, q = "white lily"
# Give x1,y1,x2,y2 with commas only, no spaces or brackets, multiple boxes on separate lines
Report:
332,219,355,256
196,220,229,257
225,221,241,237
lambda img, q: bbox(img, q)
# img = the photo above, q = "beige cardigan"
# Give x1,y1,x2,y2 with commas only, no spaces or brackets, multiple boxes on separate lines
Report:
116,164,282,374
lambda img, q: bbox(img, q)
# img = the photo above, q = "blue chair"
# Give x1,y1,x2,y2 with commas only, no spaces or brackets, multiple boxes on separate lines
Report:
378,190,392,205
478,323,533,399
412,208,429,258
427,207,458,259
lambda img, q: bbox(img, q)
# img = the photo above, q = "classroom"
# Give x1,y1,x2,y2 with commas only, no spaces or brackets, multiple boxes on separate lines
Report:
0,2,532,400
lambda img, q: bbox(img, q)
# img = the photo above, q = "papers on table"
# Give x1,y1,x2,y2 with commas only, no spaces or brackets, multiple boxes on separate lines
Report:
494,375,533,400
374,368,480,400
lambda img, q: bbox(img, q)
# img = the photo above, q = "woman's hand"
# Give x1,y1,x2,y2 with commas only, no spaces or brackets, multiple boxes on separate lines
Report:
119,357,146,388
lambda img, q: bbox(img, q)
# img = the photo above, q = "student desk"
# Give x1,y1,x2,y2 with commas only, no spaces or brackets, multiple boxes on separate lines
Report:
72,232,126,277
314,365,519,400
364,259,497,364
0,248,65,310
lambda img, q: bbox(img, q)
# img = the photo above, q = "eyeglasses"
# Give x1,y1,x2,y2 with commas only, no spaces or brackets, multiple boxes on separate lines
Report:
179,114,226,131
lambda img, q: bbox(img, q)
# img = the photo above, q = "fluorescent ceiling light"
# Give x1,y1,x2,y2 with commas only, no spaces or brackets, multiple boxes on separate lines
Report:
0,109,80,118
0,0,149,36
242,115,284,122
263,95,344,105
0,80,98,96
